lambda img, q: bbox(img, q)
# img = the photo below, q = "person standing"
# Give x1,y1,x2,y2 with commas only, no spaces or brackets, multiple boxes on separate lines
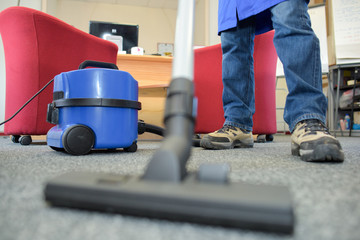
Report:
200,0,344,162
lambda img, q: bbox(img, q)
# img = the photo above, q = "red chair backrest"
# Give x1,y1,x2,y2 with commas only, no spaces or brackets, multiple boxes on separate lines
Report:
0,7,118,135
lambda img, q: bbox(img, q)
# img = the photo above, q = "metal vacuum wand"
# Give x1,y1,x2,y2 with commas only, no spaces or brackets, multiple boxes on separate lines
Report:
142,0,196,182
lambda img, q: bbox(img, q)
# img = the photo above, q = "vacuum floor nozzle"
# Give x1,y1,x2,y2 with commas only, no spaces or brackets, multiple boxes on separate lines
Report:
44,171,294,234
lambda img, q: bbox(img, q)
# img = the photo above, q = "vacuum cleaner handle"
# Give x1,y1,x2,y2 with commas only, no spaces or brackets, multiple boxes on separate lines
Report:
142,0,196,182
78,60,119,70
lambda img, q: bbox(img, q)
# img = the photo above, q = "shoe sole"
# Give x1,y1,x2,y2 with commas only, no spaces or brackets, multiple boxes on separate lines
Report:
291,142,344,162
200,139,254,150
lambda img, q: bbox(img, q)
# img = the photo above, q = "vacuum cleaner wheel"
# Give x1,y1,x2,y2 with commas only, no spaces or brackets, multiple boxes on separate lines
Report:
123,141,137,152
50,146,65,152
62,125,95,155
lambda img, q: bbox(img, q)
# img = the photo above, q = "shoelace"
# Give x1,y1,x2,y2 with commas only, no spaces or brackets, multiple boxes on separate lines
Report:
217,125,238,134
301,120,330,135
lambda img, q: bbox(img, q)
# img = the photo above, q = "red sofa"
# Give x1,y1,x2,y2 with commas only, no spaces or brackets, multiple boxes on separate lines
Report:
194,30,277,140
0,7,118,144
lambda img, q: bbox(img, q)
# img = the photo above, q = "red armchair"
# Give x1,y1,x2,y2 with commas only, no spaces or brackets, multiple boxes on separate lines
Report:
0,6,118,144
194,30,277,140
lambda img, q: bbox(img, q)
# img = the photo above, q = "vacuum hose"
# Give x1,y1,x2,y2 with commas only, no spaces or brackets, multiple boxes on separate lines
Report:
138,121,165,136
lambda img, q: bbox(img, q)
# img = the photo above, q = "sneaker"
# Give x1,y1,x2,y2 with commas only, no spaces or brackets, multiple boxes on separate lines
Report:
200,125,254,150
291,119,344,162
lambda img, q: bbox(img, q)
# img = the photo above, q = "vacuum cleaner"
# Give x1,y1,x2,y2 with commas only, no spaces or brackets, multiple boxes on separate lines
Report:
46,60,164,155
44,0,294,233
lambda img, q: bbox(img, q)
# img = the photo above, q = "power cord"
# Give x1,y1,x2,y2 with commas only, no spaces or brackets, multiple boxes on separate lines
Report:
0,79,54,126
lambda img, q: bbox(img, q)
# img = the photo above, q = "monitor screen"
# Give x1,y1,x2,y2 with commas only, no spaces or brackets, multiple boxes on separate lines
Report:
89,21,139,53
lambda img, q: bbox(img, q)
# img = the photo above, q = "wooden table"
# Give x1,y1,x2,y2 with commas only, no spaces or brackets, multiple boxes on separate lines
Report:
117,55,171,139
116,54,172,87
138,84,168,130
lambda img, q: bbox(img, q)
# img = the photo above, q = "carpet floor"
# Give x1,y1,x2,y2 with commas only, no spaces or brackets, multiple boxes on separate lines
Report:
0,134,359,240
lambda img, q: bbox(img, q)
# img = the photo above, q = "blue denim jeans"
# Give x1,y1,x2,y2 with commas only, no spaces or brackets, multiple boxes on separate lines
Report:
220,0,327,133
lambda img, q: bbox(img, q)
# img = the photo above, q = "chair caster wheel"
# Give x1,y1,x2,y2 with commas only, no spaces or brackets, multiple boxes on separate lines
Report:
19,135,32,145
256,134,266,143
266,134,274,142
11,135,20,143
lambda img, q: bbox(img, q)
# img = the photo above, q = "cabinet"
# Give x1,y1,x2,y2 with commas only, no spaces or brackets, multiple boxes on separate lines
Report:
328,64,360,136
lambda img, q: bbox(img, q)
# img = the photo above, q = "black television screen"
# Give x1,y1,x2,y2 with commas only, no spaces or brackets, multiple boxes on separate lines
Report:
89,21,139,53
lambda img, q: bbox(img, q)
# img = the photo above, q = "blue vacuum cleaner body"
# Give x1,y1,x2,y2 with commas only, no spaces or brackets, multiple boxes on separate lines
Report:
46,61,141,155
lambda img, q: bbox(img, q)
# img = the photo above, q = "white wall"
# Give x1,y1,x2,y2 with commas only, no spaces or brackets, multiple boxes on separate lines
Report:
208,0,220,45
52,0,207,55
0,0,42,132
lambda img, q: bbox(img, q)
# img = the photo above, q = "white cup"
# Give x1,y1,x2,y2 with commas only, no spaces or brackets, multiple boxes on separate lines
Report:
131,47,144,55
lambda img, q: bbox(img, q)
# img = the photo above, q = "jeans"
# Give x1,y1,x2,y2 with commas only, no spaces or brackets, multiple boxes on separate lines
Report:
220,0,327,133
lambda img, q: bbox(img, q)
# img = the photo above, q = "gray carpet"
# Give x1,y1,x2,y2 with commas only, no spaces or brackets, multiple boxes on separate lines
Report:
0,134,359,240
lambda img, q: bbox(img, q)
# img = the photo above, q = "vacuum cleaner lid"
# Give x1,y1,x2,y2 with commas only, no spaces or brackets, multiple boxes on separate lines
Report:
53,67,139,102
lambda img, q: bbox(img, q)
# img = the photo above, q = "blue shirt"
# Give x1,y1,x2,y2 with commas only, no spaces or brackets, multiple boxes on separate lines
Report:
218,0,287,35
